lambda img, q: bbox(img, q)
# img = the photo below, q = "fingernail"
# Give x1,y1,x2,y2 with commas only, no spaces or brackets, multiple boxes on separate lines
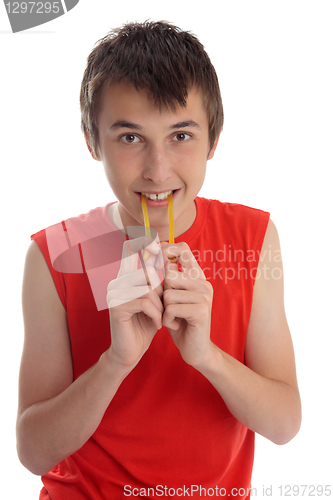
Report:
168,256,177,263
149,241,160,252
142,249,150,260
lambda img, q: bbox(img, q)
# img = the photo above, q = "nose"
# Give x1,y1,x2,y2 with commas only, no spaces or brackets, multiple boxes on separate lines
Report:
142,143,172,184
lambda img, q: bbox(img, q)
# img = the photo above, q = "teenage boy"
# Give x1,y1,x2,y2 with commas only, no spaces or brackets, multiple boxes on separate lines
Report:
17,21,301,499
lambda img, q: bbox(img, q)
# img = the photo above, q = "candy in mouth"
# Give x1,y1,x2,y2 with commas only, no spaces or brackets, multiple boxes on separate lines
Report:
141,194,151,237
140,190,174,201
167,193,174,245
140,194,176,262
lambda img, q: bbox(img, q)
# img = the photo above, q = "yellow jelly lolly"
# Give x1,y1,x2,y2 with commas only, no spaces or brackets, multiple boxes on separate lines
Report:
168,193,177,262
141,194,151,238
168,193,174,244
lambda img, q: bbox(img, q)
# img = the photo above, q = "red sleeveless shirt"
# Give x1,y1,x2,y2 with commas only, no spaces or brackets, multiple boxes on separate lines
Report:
31,197,270,499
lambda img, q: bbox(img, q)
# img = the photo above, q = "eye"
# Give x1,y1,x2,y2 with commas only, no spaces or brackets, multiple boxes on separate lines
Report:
120,134,140,144
173,133,191,142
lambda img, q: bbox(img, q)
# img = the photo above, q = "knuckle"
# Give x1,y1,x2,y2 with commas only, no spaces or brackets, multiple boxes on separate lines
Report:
163,303,174,316
178,241,190,252
108,298,121,310
146,265,156,278
165,268,177,281
146,266,162,288
163,288,173,304
107,279,116,293
164,273,177,289
179,243,190,259
106,289,116,301
200,279,213,296
141,296,154,312
196,303,210,317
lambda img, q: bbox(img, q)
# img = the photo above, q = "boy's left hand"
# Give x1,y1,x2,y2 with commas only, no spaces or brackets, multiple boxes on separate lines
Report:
161,242,214,368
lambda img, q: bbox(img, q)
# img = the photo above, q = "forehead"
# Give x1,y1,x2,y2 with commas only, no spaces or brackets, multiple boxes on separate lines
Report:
97,82,208,131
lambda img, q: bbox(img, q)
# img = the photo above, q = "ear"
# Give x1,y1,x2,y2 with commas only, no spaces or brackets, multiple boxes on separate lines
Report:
85,132,101,161
207,134,220,160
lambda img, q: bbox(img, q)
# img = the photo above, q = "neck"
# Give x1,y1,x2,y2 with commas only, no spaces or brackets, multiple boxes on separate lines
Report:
107,200,197,242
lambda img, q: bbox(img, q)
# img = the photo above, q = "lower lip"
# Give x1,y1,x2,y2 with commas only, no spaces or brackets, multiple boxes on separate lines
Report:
135,190,180,208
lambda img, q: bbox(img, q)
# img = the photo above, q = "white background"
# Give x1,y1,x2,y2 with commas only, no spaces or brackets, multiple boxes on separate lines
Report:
1,1,332,498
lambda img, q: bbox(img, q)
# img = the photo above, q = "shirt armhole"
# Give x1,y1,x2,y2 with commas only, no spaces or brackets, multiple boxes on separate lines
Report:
31,230,67,311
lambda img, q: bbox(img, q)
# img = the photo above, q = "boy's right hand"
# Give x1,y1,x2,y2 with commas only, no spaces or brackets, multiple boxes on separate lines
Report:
106,237,164,370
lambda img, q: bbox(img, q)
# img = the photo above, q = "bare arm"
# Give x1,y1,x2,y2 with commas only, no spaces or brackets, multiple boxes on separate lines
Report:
162,221,301,444
16,242,130,475
17,240,163,475
196,220,301,444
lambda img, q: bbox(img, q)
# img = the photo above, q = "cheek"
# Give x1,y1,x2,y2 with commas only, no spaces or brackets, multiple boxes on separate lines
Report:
103,144,143,175
104,165,125,188
103,157,140,198
179,156,206,184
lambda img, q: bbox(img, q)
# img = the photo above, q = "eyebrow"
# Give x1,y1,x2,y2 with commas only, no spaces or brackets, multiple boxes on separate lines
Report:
109,119,201,131
169,120,201,130
110,120,143,131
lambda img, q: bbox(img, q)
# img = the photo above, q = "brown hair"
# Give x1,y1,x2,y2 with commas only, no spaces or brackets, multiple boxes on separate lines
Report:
80,20,223,158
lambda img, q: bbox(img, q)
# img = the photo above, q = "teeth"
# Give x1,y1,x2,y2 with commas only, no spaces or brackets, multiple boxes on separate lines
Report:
142,191,173,201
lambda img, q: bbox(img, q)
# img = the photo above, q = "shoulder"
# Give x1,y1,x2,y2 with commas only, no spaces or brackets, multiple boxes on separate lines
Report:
31,204,112,243
30,203,113,262
27,204,112,308
212,199,269,221
23,239,67,316
197,197,269,221
197,197,270,246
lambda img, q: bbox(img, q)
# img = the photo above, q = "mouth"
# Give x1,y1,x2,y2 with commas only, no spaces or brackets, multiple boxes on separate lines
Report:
136,189,178,201
139,190,176,201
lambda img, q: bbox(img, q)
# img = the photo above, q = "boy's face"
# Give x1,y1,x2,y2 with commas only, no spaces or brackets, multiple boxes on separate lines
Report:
95,82,218,241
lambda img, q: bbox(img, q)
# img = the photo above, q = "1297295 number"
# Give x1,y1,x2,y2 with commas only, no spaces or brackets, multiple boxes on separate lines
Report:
278,485,332,496
5,2,61,14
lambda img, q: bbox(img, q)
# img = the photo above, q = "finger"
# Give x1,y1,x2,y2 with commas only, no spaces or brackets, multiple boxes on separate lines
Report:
107,285,152,306
163,262,211,295
150,243,164,271
108,266,162,293
163,317,181,331
119,237,162,277
126,236,160,256
163,303,209,330
163,288,210,306
161,243,179,270
108,285,164,311
175,244,206,278
118,244,139,277
163,260,179,290
110,296,163,330
162,303,188,330
162,242,206,279
108,267,147,291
